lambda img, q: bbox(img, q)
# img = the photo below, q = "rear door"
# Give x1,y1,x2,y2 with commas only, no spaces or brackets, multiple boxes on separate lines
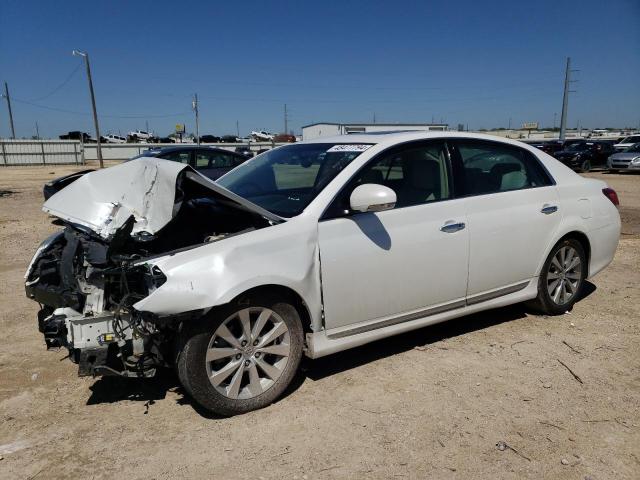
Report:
449,139,561,299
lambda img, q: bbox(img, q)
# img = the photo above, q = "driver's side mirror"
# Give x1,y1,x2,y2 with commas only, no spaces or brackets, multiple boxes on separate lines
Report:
349,184,397,213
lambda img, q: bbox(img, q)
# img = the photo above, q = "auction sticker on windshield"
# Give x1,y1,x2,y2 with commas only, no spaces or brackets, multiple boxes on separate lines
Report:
327,144,372,153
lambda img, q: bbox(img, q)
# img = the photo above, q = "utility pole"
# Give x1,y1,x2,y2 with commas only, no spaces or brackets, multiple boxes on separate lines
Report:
236,120,240,138
559,57,579,141
508,117,512,129
373,112,376,124
35,121,40,139
2,82,16,139
284,104,288,134
73,50,103,168
192,94,200,145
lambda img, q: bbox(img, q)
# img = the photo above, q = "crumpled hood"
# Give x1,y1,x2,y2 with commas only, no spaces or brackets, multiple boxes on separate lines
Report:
43,157,283,239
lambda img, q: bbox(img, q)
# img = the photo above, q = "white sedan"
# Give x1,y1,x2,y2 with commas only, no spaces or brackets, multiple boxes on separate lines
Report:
25,132,620,415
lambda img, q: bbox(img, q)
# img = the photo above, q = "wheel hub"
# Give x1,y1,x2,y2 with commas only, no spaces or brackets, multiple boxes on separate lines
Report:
547,245,582,306
204,307,291,400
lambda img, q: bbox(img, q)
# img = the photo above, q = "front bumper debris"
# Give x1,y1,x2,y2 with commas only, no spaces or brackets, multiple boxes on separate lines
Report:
38,307,158,378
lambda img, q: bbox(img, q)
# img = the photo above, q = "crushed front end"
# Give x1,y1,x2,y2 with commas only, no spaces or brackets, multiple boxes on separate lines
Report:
25,224,179,377
25,158,275,379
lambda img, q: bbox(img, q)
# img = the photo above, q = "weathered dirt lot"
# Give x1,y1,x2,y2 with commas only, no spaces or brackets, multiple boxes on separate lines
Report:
1,166,638,479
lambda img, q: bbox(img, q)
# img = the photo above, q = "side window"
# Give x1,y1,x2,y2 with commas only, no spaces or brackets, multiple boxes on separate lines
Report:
161,151,191,164
323,141,451,218
455,140,551,196
195,152,238,169
211,153,237,168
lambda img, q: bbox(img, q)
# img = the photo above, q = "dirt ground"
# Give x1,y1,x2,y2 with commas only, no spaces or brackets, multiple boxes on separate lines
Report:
0,165,638,480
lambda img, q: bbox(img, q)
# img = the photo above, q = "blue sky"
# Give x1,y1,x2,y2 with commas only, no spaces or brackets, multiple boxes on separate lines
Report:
1,0,639,138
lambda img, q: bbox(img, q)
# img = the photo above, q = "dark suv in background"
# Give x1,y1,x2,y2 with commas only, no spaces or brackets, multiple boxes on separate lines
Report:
553,141,616,172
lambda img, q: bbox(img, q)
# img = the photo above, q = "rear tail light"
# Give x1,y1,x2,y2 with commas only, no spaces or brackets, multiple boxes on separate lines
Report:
602,187,619,206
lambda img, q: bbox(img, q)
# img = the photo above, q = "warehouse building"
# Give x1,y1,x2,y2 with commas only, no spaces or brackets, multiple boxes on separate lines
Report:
301,122,448,141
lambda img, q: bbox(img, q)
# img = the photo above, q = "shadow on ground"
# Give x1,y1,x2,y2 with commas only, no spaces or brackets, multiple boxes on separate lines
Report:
85,282,596,418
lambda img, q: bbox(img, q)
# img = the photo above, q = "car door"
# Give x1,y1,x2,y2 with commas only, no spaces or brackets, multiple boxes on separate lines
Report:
318,140,469,331
448,139,561,299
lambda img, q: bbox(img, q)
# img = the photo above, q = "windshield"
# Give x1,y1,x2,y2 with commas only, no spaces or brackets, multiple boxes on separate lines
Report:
625,143,640,153
621,136,640,144
566,143,590,152
217,143,372,217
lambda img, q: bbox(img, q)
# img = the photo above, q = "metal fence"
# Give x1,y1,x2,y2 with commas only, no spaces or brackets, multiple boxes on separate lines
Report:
0,140,83,165
0,140,290,166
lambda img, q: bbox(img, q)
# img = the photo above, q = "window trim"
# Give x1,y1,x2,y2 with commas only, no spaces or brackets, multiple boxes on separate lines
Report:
447,138,556,198
320,139,456,221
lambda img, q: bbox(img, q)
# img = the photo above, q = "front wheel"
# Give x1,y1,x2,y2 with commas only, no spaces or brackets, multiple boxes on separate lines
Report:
528,238,587,315
580,159,591,172
177,294,304,416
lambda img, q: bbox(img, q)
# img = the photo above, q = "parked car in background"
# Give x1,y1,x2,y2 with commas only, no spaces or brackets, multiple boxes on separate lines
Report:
42,146,247,200
234,146,254,159
59,131,93,142
528,141,562,156
43,169,95,200
251,130,274,141
27,132,620,415
614,135,640,152
273,133,296,143
103,134,127,144
133,146,248,180
199,135,222,143
553,141,615,172
128,130,154,141
607,143,640,172
221,135,240,143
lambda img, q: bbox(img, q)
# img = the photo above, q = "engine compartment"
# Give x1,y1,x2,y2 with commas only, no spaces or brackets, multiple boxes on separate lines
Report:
25,170,273,377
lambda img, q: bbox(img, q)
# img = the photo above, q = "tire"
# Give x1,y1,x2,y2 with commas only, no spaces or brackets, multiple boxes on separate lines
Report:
580,159,591,172
177,293,303,416
527,238,587,315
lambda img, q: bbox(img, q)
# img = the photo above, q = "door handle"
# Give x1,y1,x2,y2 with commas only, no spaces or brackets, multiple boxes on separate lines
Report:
541,204,558,215
440,221,466,233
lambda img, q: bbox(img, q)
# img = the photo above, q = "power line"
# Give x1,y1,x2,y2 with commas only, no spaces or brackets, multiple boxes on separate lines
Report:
28,61,83,102
11,97,190,118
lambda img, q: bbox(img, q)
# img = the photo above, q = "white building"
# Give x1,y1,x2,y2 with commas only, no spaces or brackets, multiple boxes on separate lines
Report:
301,122,448,141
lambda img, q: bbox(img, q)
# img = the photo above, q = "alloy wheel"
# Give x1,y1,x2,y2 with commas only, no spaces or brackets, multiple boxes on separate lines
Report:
546,246,582,305
205,307,291,400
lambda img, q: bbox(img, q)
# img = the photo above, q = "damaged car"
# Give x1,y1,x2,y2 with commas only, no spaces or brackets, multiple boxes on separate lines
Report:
25,132,621,415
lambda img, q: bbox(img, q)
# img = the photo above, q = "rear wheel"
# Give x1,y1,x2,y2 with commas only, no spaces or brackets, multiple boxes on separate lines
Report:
177,294,303,416
580,159,591,172
528,238,586,315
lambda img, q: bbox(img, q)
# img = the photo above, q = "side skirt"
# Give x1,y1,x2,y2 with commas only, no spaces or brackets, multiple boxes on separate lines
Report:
306,280,533,359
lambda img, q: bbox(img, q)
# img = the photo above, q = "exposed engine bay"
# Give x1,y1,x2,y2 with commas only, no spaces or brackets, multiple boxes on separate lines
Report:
25,159,275,378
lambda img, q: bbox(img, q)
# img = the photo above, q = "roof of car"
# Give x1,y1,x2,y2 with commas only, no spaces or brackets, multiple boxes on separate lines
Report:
303,131,551,148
